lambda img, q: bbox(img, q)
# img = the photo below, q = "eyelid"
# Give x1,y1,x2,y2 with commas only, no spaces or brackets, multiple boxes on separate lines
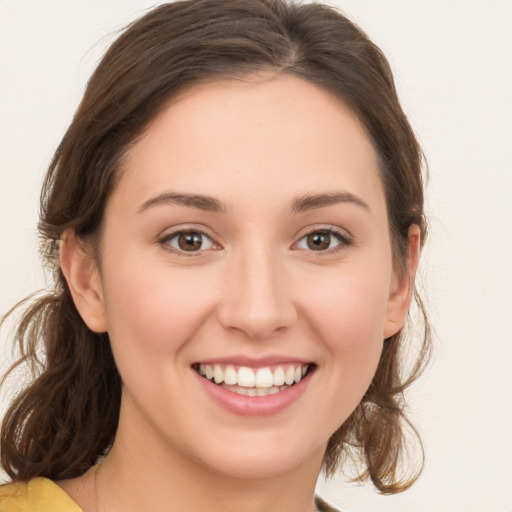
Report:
292,226,353,253
294,224,353,242
157,224,352,257
159,226,222,256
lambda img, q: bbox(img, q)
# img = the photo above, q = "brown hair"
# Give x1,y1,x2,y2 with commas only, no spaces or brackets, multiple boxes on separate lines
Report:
1,0,431,494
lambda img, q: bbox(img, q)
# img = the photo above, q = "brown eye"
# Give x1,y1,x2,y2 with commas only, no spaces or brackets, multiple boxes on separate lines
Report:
178,232,203,251
165,231,214,253
296,229,348,252
306,232,331,250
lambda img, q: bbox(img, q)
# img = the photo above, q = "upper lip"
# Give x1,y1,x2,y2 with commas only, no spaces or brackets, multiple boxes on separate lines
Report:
193,355,313,368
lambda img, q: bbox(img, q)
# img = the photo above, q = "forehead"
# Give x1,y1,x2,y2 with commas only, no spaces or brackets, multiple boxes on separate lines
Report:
115,74,385,217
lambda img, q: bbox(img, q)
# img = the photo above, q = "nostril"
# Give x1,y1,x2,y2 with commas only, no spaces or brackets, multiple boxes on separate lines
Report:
216,271,297,340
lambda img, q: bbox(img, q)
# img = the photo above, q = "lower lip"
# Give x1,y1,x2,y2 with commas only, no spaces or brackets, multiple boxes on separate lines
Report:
195,371,312,417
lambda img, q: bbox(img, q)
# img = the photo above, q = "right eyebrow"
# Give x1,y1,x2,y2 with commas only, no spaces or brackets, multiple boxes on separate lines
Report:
136,192,227,214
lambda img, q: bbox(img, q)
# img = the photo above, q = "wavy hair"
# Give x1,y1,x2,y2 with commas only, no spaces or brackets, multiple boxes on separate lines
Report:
1,0,431,494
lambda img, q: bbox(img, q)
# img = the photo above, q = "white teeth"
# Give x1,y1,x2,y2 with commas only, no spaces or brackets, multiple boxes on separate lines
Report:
197,363,310,391
213,364,223,384
224,365,237,385
285,366,295,385
234,386,248,396
221,384,290,396
272,367,285,386
238,366,256,387
255,368,273,388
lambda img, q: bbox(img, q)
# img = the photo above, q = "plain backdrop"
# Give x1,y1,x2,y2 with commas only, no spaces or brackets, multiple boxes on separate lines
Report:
1,1,511,511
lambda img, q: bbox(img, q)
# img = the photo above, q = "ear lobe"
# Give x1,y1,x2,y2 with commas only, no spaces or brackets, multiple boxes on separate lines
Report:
59,230,107,333
383,225,421,339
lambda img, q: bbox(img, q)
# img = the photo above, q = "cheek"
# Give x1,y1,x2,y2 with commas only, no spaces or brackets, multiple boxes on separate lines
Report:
306,275,388,425
102,258,217,361
301,265,391,340
299,264,390,384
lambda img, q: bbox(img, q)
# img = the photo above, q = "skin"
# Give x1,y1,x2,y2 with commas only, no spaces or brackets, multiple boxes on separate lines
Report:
58,74,419,512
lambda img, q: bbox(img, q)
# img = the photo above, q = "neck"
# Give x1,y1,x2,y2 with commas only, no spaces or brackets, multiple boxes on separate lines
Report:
95,409,324,512
98,441,322,512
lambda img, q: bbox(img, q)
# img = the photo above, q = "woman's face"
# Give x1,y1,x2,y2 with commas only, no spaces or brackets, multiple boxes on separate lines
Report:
81,75,411,480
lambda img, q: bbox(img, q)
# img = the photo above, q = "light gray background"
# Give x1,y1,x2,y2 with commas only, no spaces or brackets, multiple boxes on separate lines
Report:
1,1,511,511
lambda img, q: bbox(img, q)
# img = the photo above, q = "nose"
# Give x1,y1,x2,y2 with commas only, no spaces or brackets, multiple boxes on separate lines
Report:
217,245,297,340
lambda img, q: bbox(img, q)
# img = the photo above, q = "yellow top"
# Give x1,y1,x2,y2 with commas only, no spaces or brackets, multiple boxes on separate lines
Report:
0,477,339,512
0,477,82,512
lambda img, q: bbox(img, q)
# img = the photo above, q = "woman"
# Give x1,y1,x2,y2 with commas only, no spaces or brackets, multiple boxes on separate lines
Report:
0,1,430,511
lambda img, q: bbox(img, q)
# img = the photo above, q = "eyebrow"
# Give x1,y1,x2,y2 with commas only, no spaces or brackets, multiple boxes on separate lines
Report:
137,192,226,214
137,190,369,215
290,191,370,214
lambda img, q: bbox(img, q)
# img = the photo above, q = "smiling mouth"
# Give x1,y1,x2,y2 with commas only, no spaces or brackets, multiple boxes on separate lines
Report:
192,362,315,397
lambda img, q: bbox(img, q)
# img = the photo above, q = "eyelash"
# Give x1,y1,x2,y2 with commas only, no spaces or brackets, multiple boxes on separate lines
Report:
159,227,352,257
159,228,218,257
294,228,353,255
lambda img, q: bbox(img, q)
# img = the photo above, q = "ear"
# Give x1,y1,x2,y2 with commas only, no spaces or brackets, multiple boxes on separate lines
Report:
383,224,421,339
59,230,108,333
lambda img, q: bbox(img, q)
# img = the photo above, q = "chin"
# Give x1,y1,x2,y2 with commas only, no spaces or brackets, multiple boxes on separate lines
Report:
190,429,326,481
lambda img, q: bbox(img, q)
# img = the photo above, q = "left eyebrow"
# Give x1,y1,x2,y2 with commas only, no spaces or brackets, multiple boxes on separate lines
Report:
290,191,370,214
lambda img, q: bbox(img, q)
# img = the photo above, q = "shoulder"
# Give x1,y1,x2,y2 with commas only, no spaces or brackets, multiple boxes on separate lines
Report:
315,494,342,512
0,477,82,512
